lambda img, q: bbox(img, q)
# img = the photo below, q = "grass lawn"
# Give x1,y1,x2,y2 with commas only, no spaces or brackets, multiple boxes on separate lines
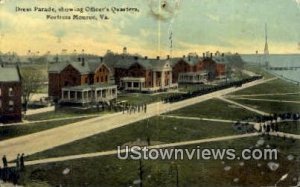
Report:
244,64,275,79
237,94,300,101
26,107,109,121
231,79,300,96
27,116,238,160
230,99,300,114
117,93,175,105
0,117,94,141
19,136,300,187
167,99,259,120
278,121,300,135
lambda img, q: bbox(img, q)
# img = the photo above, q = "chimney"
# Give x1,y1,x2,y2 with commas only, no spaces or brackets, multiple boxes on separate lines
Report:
188,55,191,61
183,55,186,58
156,56,160,60
167,55,170,59
144,56,148,60
210,53,213,59
203,53,205,58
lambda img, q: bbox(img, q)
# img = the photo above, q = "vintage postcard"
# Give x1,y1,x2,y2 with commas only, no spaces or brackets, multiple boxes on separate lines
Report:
0,0,300,186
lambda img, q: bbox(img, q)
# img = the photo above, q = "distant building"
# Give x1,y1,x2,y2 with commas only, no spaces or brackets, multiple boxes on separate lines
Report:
0,66,22,124
48,58,117,105
115,56,178,92
171,53,226,84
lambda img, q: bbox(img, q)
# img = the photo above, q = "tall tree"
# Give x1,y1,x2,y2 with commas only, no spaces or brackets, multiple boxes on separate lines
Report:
20,68,46,113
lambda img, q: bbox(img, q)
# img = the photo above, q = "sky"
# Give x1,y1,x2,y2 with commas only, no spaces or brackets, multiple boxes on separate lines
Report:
0,0,300,57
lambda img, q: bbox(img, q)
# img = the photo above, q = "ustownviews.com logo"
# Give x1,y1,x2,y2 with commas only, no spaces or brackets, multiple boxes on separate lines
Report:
117,146,278,161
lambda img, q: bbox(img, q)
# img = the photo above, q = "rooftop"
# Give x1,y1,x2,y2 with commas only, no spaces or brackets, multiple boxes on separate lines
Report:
0,66,21,82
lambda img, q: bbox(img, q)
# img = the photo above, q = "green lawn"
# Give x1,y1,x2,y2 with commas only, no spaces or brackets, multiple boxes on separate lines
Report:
230,99,300,114
231,79,300,96
277,121,300,135
237,94,300,101
27,116,238,160
26,107,108,121
0,117,94,141
19,136,300,187
167,99,259,120
244,64,275,79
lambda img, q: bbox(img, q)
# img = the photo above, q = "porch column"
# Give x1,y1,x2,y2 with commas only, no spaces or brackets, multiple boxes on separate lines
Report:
75,91,78,100
153,71,156,87
68,90,70,100
95,89,98,101
170,71,173,85
61,90,64,99
161,71,165,88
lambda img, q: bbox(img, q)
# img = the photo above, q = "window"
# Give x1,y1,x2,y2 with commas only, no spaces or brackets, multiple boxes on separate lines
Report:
9,88,13,96
85,77,88,83
9,100,14,111
9,100,14,106
96,77,99,82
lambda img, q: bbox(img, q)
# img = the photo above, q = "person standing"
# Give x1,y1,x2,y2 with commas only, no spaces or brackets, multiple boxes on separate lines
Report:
2,155,8,168
20,153,25,171
16,154,21,171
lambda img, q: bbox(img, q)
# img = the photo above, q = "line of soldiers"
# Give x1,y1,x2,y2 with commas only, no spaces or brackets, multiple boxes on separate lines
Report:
0,154,25,184
257,112,300,133
164,76,263,103
122,103,147,114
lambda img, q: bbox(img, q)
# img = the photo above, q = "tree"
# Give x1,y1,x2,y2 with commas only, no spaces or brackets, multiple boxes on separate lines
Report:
20,68,46,113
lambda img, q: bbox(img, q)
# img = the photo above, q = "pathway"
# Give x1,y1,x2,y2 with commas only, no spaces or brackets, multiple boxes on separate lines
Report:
217,96,270,116
0,77,276,165
226,97,300,104
162,115,256,125
14,133,261,167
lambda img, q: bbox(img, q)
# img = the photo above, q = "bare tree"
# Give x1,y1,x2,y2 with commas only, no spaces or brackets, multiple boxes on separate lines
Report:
20,68,46,113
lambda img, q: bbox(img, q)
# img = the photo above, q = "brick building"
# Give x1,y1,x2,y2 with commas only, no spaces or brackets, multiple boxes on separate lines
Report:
115,56,178,92
0,66,22,124
171,54,226,83
48,58,117,105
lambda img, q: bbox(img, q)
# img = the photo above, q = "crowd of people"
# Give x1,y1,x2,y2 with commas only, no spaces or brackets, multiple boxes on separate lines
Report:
122,103,147,114
232,112,300,134
257,112,300,133
0,154,25,184
163,76,263,103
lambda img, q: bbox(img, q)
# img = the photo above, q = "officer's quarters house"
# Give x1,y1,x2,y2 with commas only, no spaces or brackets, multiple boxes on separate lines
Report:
48,58,117,106
0,66,22,124
114,56,178,93
172,53,226,84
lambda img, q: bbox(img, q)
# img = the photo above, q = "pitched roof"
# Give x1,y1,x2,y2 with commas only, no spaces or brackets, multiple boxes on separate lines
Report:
48,59,111,75
0,67,21,82
115,57,171,71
